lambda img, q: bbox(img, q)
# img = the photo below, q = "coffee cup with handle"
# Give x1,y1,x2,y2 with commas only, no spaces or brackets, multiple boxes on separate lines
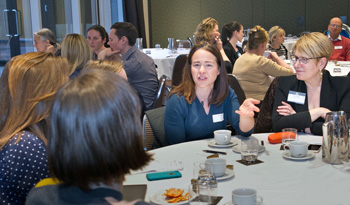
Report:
205,158,226,177
284,140,309,158
232,188,263,205
214,130,231,145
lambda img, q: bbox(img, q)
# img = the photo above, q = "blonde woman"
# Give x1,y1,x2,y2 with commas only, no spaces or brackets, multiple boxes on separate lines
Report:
268,26,288,59
84,60,128,80
194,17,232,73
272,32,350,135
61,33,92,78
34,28,61,56
0,52,70,204
233,25,294,101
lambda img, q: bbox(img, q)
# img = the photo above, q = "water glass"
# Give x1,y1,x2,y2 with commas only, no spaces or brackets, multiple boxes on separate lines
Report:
155,43,161,49
188,182,211,205
282,128,297,149
241,138,259,163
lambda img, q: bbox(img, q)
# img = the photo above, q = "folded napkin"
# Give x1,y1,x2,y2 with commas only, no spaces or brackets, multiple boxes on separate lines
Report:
131,160,184,174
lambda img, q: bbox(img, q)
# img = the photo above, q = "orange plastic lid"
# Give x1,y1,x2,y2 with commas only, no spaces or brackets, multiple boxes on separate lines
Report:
268,132,283,144
268,132,297,144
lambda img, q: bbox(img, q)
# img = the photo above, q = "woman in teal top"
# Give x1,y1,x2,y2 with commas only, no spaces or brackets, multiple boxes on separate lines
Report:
164,43,260,145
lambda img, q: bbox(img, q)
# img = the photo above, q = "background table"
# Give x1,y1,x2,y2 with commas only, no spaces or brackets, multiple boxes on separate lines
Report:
125,133,350,205
143,48,190,79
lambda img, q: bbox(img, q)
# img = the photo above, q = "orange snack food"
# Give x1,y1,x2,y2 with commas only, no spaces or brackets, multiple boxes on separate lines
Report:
163,188,190,203
163,188,184,198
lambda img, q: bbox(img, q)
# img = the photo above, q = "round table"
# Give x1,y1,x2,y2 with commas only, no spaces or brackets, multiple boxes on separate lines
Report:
125,133,350,205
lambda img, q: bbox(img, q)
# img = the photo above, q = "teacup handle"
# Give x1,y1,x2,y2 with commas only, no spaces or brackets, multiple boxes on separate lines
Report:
256,195,263,203
283,144,290,151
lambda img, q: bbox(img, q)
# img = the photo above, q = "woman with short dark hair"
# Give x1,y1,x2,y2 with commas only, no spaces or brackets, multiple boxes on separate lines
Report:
26,69,152,204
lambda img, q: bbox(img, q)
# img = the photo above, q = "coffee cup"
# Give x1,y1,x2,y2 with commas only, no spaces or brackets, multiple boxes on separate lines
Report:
284,140,309,158
263,51,270,58
205,158,226,177
214,130,231,145
232,188,263,205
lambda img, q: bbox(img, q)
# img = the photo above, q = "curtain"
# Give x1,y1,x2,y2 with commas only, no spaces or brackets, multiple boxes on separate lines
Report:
123,0,147,48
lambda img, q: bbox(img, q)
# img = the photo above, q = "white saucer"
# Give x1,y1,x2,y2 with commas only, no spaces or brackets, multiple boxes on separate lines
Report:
149,188,195,204
232,145,265,153
208,139,237,148
282,151,315,160
223,201,264,205
216,169,235,181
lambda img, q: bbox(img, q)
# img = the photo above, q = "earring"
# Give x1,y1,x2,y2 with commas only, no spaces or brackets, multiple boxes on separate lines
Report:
319,70,323,78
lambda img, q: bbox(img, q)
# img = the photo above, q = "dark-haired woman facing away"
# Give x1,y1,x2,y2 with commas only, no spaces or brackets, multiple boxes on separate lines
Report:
26,69,152,204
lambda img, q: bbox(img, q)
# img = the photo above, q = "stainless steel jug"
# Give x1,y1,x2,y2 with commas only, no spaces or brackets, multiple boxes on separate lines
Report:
322,111,349,164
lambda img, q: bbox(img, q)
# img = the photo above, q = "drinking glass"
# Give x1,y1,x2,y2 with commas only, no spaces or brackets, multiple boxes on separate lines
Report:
241,138,259,163
282,128,297,149
188,182,211,205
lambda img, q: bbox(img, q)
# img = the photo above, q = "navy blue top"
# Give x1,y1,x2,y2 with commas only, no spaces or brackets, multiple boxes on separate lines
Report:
0,131,49,204
26,184,149,205
164,87,253,144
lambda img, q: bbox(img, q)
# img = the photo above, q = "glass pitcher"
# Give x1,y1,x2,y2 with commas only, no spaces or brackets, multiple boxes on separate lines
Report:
322,111,349,164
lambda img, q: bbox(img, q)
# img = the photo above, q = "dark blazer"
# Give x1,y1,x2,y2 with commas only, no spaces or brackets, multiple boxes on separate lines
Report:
272,70,350,135
223,42,243,73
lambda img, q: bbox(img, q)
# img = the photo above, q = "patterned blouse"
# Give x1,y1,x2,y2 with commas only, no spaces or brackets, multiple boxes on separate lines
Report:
268,44,288,60
0,131,49,204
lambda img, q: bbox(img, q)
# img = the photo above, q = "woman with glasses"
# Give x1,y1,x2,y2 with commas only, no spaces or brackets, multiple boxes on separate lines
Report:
164,42,260,145
233,25,294,101
272,32,350,135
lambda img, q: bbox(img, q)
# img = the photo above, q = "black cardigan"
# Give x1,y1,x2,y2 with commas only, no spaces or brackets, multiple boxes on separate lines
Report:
272,71,350,135
223,42,243,73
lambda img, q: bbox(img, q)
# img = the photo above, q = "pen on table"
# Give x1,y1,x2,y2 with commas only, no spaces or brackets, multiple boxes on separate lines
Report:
203,150,227,155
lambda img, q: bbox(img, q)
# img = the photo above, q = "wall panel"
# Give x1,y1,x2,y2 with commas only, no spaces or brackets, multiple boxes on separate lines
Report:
150,0,350,48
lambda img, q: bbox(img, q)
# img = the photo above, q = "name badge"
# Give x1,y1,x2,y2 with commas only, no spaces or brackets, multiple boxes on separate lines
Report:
212,113,224,123
334,46,343,49
287,91,306,105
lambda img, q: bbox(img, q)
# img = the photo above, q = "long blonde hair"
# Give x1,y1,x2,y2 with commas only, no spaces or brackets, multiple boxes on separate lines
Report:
0,52,70,149
61,33,92,74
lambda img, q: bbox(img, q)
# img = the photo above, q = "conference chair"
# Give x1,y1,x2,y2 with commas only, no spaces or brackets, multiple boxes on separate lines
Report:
171,54,187,87
254,77,280,133
227,74,246,105
142,106,167,150
154,75,168,108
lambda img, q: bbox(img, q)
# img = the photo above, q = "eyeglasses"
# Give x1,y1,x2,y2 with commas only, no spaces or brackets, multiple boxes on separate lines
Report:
329,24,341,28
290,55,322,64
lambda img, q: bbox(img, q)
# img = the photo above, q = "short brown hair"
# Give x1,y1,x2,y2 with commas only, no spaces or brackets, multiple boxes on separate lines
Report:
170,42,228,105
0,52,70,149
48,69,152,190
247,25,268,50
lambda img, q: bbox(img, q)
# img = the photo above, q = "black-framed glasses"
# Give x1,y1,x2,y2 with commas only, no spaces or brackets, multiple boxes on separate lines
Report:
329,24,341,28
290,55,323,64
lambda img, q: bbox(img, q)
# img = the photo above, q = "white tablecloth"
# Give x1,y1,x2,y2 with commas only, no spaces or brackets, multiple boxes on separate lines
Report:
283,38,298,52
325,61,350,76
143,48,190,79
124,133,350,205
